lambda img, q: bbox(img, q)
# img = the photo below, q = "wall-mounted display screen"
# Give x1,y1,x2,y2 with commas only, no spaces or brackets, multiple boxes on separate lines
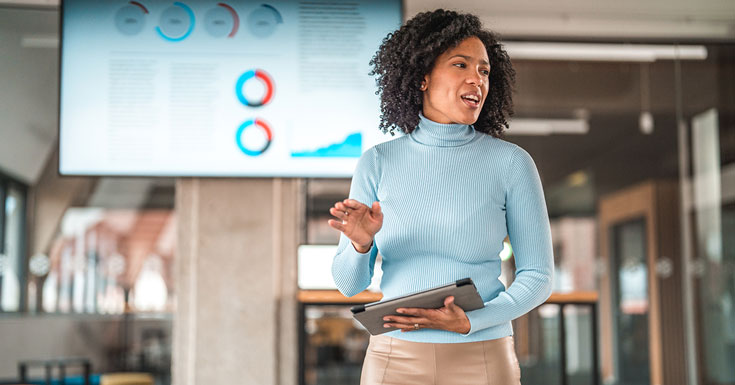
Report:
59,0,401,177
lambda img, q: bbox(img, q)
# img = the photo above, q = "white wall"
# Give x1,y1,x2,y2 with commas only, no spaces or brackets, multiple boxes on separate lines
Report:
0,7,58,184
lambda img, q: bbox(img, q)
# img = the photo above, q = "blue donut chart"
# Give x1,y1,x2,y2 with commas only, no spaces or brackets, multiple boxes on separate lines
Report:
236,118,273,156
156,2,195,42
235,69,275,107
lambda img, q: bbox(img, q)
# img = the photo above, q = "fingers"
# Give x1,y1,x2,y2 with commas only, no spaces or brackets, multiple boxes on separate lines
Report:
333,202,358,222
329,207,348,220
383,323,418,332
444,296,465,315
342,199,366,210
381,300,468,334
444,296,455,308
384,315,428,325
335,201,362,217
335,202,349,212
395,307,428,317
371,201,382,218
336,199,381,216
328,199,364,234
383,308,433,331
383,309,430,331
382,321,422,332
327,219,346,232
444,296,463,317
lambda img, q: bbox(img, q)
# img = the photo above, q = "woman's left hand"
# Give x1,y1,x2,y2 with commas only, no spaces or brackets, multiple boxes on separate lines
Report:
382,296,471,334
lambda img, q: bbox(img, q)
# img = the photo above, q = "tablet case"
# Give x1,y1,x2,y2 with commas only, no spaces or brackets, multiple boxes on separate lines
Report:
350,278,485,335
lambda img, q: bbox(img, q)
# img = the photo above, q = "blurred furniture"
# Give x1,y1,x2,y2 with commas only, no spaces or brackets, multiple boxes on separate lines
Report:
99,373,153,385
18,358,91,385
298,290,600,385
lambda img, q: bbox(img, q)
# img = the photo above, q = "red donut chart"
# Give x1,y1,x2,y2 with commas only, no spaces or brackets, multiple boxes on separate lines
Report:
235,69,274,107
235,118,273,156
216,3,239,37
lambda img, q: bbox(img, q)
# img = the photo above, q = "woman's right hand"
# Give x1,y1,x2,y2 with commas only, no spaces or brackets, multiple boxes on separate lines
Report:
327,199,383,253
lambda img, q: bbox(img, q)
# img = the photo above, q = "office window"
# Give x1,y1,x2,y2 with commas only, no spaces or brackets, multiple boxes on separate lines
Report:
31,178,177,315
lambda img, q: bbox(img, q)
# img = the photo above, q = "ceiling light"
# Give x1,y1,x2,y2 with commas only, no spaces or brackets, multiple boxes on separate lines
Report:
504,42,707,62
20,35,58,49
507,118,589,135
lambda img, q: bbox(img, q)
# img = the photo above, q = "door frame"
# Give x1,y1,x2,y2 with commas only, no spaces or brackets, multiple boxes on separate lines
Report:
599,180,664,385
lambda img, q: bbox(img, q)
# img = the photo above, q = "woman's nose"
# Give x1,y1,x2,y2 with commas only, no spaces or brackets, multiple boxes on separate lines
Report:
468,73,483,86
467,69,484,86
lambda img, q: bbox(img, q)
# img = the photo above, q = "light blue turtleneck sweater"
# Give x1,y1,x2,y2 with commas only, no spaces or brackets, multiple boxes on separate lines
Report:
331,112,554,343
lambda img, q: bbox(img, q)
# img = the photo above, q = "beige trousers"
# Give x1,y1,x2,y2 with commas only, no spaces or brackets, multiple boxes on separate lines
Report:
360,334,521,385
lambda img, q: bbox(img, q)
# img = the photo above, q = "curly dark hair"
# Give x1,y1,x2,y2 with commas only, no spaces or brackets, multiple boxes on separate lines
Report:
369,9,516,138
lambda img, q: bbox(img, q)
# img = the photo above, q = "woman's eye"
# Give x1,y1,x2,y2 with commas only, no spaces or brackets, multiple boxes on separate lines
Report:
454,63,466,68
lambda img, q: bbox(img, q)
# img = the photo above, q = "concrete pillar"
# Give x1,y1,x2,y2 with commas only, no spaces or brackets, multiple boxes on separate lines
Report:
173,178,302,385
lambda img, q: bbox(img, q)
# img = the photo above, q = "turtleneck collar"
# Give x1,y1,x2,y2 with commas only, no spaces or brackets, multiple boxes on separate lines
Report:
410,111,477,147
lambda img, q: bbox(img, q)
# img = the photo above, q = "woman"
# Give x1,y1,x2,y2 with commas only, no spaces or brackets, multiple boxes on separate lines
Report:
328,9,553,385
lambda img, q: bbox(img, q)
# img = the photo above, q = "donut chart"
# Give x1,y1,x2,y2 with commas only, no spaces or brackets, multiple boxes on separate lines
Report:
156,2,195,42
204,3,239,38
114,1,148,36
236,119,273,156
235,69,274,107
247,4,283,38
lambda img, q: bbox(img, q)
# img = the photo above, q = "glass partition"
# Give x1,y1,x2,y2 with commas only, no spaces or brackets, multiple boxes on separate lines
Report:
680,45,735,385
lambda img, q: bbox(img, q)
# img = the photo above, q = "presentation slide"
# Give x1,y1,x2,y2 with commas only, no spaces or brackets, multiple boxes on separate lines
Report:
59,0,401,177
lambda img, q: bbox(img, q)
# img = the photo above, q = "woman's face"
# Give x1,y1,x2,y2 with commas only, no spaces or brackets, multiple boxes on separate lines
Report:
421,36,490,125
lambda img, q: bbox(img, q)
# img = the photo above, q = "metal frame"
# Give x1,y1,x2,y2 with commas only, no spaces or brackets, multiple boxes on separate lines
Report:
558,301,600,385
674,48,699,385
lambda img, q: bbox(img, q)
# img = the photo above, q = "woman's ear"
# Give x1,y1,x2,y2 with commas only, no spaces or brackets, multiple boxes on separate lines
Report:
420,75,428,91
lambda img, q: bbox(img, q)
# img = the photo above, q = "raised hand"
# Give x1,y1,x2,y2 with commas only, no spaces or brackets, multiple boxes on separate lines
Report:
327,199,383,253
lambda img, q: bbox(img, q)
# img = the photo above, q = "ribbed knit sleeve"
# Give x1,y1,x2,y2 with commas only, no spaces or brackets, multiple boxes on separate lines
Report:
461,147,554,336
331,147,381,297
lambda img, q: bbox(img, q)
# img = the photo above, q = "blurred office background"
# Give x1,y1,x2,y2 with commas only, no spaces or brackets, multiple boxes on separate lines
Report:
0,0,733,384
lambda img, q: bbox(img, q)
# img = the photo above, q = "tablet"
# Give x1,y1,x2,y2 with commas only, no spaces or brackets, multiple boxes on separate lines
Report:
350,278,485,335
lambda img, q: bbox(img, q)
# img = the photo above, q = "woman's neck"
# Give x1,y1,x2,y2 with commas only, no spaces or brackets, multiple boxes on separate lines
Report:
410,111,477,147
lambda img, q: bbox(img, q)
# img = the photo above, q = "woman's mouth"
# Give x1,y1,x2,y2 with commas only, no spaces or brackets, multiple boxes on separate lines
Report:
461,94,480,108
